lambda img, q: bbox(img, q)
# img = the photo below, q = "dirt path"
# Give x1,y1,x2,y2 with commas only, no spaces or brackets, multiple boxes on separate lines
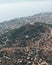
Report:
50,28,52,35
49,27,52,35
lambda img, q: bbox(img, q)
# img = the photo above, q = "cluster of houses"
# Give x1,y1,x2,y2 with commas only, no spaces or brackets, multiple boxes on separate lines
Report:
0,47,49,65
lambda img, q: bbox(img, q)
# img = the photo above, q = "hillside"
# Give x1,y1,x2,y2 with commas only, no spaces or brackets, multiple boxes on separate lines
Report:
0,12,52,35
0,22,52,65
0,22,50,45
0,12,52,65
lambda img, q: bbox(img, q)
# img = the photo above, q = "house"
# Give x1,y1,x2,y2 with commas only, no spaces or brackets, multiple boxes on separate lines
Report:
27,61,32,65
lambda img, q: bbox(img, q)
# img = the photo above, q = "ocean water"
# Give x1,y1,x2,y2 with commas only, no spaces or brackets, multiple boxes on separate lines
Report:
0,1,52,22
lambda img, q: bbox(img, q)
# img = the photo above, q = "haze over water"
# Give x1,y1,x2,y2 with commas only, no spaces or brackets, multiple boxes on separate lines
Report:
0,0,52,22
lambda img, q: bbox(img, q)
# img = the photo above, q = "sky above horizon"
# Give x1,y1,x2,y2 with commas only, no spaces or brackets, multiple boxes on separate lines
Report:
0,0,52,22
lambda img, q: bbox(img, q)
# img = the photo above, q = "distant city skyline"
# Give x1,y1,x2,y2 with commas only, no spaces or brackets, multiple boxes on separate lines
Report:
0,0,52,22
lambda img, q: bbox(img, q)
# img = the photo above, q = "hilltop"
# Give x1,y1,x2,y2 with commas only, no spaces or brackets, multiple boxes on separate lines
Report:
0,12,52,35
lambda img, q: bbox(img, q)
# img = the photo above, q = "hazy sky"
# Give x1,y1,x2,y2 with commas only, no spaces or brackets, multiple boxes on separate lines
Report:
0,0,52,22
